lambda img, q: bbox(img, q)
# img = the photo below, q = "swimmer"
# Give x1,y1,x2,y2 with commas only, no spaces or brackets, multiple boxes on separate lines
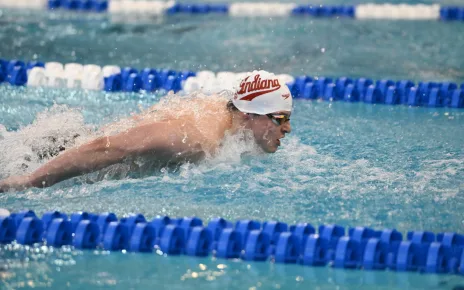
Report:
0,70,292,192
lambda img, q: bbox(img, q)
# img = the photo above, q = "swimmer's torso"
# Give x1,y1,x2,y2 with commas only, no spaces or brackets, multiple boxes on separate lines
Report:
101,94,232,156
84,95,232,179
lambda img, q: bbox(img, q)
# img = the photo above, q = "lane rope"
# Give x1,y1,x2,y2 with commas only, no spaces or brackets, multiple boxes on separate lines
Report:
1,58,463,108
0,209,463,275
1,1,463,21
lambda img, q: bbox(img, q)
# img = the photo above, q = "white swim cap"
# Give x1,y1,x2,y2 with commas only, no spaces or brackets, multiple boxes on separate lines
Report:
232,70,293,115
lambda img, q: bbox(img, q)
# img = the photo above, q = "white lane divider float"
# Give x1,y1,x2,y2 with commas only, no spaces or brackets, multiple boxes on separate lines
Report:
24,61,293,95
108,0,176,15
182,70,294,94
355,4,441,20
229,3,297,17
0,0,47,10
27,62,114,91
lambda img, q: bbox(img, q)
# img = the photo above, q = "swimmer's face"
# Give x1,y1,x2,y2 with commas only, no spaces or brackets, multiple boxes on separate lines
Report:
248,111,292,153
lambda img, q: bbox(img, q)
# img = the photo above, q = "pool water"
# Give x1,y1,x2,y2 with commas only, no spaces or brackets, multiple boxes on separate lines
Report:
1,2,464,289
1,7,464,83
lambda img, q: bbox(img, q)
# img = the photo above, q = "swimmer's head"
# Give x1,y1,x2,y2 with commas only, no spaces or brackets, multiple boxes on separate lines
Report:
228,70,293,153
232,70,293,115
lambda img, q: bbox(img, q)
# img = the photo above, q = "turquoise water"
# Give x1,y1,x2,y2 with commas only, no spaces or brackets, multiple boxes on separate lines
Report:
1,5,464,290
1,9,464,83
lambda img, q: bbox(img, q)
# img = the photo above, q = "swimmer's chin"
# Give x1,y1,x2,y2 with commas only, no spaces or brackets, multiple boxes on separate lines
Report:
261,142,280,153
265,147,278,153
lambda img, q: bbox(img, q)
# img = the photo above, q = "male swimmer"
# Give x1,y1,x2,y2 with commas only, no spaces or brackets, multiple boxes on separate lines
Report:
0,70,292,192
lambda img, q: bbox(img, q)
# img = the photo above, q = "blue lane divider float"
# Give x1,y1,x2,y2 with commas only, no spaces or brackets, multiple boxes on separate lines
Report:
1,58,463,109
0,210,463,276
49,0,108,12
1,1,464,21
288,76,464,108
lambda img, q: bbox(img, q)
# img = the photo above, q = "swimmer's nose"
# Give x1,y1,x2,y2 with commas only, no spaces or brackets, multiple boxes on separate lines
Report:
281,121,291,134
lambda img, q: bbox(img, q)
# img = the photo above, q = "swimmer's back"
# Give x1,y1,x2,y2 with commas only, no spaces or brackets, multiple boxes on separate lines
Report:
103,95,232,154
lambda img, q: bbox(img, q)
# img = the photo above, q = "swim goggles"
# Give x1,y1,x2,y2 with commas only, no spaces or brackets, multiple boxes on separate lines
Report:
266,114,290,126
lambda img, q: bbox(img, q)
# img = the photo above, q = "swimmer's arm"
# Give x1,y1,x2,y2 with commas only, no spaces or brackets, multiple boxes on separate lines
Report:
0,121,205,191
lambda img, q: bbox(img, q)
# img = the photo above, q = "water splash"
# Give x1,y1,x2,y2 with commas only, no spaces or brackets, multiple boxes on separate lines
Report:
0,92,237,181
0,105,96,178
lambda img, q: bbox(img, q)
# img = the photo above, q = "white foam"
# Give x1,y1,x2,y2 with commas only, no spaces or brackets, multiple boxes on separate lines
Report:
200,127,265,168
0,105,95,178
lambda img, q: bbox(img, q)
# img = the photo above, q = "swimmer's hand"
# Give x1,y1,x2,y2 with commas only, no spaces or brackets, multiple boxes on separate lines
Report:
0,175,33,193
